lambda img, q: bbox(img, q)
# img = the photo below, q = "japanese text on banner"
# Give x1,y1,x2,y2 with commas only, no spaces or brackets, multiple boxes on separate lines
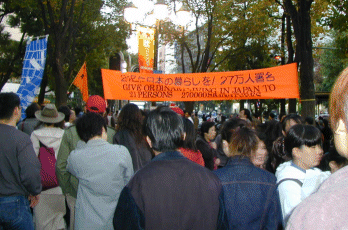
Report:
101,63,299,101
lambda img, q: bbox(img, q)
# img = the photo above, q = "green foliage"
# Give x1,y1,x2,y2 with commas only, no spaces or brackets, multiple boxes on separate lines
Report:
0,1,29,88
318,36,347,91
213,0,279,71
0,0,130,104
0,26,25,81
219,40,276,71
329,0,348,32
317,0,348,92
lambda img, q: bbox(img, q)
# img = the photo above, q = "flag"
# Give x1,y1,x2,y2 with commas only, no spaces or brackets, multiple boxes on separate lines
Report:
137,26,155,73
72,62,89,102
17,36,48,120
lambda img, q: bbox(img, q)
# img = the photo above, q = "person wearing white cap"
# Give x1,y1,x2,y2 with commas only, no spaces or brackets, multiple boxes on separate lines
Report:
30,104,66,230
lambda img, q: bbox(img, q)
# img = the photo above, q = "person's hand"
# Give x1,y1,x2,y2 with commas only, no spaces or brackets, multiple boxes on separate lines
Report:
214,158,221,167
28,195,40,208
210,142,217,149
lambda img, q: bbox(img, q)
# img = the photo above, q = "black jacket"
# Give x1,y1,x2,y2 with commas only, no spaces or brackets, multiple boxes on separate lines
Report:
113,151,228,230
196,136,219,170
113,129,153,172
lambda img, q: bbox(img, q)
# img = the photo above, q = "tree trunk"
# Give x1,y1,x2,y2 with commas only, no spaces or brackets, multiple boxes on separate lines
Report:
240,100,245,110
184,101,195,114
281,14,286,65
53,49,68,106
286,14,294,63
289,99,297,113
38,69,48,106
298,0,315,118
279,14,286,115
286,11,297,114
280,99,286,114
284,0,315,118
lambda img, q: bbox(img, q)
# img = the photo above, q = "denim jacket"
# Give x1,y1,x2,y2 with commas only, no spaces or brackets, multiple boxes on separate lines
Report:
214,156,283,230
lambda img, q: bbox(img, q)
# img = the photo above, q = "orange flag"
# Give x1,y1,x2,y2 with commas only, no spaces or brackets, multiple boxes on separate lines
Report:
72,62,89,102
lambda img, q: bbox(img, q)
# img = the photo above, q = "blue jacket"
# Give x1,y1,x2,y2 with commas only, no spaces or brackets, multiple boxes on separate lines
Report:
113,151,228,230
214,156,283,230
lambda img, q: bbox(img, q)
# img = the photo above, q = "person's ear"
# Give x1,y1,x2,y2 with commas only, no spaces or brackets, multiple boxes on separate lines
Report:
292,147,301,159
14,106,20,116
282,130,286,136
182,132,186,141
101,127,107,140
222,140,229,156
329,161,339,173
146,136,152,148
13,106,21,121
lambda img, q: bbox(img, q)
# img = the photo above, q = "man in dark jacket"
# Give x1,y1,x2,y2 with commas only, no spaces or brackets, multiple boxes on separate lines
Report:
113,106,228,230
0,93,42,229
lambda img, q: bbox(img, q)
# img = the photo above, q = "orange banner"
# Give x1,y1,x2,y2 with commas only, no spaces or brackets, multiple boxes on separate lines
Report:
137,26,155,74
101,63,299,101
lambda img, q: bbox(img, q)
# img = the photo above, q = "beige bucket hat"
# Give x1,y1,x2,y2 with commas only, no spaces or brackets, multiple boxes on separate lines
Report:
35,104,65,123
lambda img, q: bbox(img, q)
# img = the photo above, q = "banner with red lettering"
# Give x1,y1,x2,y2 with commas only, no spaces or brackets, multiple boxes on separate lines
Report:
137,26,155,73
101,63,299,101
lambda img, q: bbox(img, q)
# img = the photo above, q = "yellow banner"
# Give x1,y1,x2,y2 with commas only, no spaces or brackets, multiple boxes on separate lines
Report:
101,63,300,101
137,26,155,74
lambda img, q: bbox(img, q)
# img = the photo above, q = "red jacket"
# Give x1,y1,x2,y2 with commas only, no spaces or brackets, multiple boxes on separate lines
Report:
178,147,205,167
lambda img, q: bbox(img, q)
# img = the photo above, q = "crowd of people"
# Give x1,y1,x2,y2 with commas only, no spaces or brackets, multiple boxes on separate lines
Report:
2,67,348,229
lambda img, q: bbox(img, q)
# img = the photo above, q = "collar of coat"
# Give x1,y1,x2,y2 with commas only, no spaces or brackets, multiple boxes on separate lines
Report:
152,151,186,162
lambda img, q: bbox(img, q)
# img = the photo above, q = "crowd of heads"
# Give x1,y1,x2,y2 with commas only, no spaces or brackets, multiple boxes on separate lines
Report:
1,85,341,175
3,66,348,229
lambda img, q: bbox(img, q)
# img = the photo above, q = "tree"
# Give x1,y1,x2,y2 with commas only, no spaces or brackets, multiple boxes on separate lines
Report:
160,0,278,113
316,0,348,91
37,0,96,106
2,0,129,106
275,0,330,117
317,44,344,91
0,1,28,91
0,26,26,91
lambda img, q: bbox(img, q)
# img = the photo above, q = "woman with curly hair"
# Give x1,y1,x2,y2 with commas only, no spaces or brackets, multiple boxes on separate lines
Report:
113,103,153,172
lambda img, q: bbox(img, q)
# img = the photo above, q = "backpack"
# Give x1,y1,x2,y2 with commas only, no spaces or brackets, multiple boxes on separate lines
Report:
38,141,59,191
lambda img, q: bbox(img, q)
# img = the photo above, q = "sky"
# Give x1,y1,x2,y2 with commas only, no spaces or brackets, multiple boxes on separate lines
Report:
124,0,194,54
2,14,22,41
126,0,166,54
3,1,192,73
